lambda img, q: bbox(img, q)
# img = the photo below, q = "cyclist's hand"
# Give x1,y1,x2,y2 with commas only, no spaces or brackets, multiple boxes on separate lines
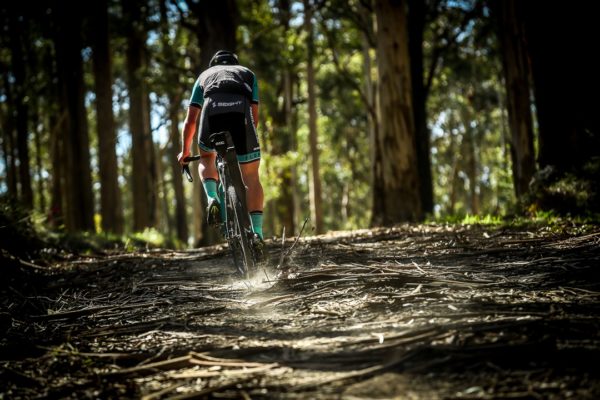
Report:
177,150,190,165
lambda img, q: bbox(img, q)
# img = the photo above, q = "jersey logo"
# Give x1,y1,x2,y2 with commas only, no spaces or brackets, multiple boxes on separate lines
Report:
212,100,243,108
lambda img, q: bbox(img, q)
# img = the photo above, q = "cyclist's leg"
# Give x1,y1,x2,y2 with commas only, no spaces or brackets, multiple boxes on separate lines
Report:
198,148,218,197
240,160,264,239
197,103,218,185
197,147,222,226
198,108,222,225
198,109,219,204
230,104,264,240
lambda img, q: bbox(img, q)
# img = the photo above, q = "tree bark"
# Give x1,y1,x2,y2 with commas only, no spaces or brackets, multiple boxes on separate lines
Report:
168,105,188,243
159,0,189,245
304,0,324,234
283,68,299,235
53,1,95,231
92,0,124,234
8,8,34,209
464,114,479,215
372,0,422,225
123,0,158,231
186,0,239,69
45,37,65,227
363,32,378,218
522,4,600,172
492,0,535,200
0,65,18,200
408,0,434,215
32,98,46,213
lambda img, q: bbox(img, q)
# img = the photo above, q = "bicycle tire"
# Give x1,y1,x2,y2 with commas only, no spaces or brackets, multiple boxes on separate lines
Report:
226,185,254,279
210,130,257,278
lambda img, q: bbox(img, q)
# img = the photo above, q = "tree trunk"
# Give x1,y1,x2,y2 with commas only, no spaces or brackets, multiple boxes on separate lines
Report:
465,119,479,215
159,0,188,244
124,0,158,231
522,4,600,172
270,0,298,236
146,92,160,228
92,0,124,234
45,40,66,227
283,68,299,235
362,28,379,227
1,129,13,198
0,67,18,199
186,0,239,69
492,0,535,200
155,145,172,240
372,0,422,225
304,0,324,234
53,1,95,231
49,112,66,228
169,105,188,244
9,9,33,209
32,98,46,214
408,0,434,215
447,129,459,215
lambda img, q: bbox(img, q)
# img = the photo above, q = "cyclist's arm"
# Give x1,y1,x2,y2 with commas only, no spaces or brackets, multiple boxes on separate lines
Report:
179,78,204,164
178,105,201,164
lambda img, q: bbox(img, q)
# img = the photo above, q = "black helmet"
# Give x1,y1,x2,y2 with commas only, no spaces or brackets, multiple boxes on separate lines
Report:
209,50,239,67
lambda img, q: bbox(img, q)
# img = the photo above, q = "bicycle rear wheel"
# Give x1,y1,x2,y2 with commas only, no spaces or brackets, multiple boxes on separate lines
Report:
225,185,255,279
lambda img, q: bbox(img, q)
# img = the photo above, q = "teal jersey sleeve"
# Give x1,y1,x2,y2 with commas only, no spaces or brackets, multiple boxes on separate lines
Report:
189,77,204,107
252,74,259,104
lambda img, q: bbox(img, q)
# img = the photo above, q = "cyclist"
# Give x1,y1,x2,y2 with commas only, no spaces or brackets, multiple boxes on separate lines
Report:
177,50,265,245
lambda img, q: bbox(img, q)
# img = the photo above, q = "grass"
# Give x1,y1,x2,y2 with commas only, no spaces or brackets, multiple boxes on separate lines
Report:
429,211,599,236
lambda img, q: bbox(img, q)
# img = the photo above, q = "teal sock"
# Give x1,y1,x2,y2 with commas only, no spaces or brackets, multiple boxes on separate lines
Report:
250,211,263,239
203,179,219,203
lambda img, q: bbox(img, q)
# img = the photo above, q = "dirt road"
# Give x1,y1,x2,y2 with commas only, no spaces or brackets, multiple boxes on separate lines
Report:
2,224,599,399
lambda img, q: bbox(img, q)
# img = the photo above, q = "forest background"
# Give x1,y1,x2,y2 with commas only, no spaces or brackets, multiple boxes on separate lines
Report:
1,0,599,249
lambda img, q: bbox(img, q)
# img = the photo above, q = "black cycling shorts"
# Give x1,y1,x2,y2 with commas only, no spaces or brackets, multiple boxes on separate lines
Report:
198,93,260,163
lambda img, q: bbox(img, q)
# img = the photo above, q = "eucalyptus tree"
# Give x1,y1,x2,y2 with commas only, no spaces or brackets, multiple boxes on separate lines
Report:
373,0,421,224
51,1,95,231
303,0,324,234
156,0,188,244
490,0,535,202
91,0,124,234
521,3,598,174
122,0,159,231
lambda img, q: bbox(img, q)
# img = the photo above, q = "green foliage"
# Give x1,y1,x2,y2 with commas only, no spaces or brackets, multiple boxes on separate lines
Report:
0,197,45,260
526,158,600,217
4,0,597,251
462,214,503,225
128,227,167,248
427,1,514,219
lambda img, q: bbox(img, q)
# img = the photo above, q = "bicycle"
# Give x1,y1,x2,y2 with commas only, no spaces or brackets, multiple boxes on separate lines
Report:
182,131,262,279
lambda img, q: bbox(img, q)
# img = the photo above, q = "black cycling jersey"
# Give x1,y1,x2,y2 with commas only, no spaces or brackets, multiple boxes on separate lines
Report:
189,65,260,163
189,65,259,108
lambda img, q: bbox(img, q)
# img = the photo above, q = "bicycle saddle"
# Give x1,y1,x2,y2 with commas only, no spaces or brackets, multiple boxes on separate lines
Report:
209,131,235,154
